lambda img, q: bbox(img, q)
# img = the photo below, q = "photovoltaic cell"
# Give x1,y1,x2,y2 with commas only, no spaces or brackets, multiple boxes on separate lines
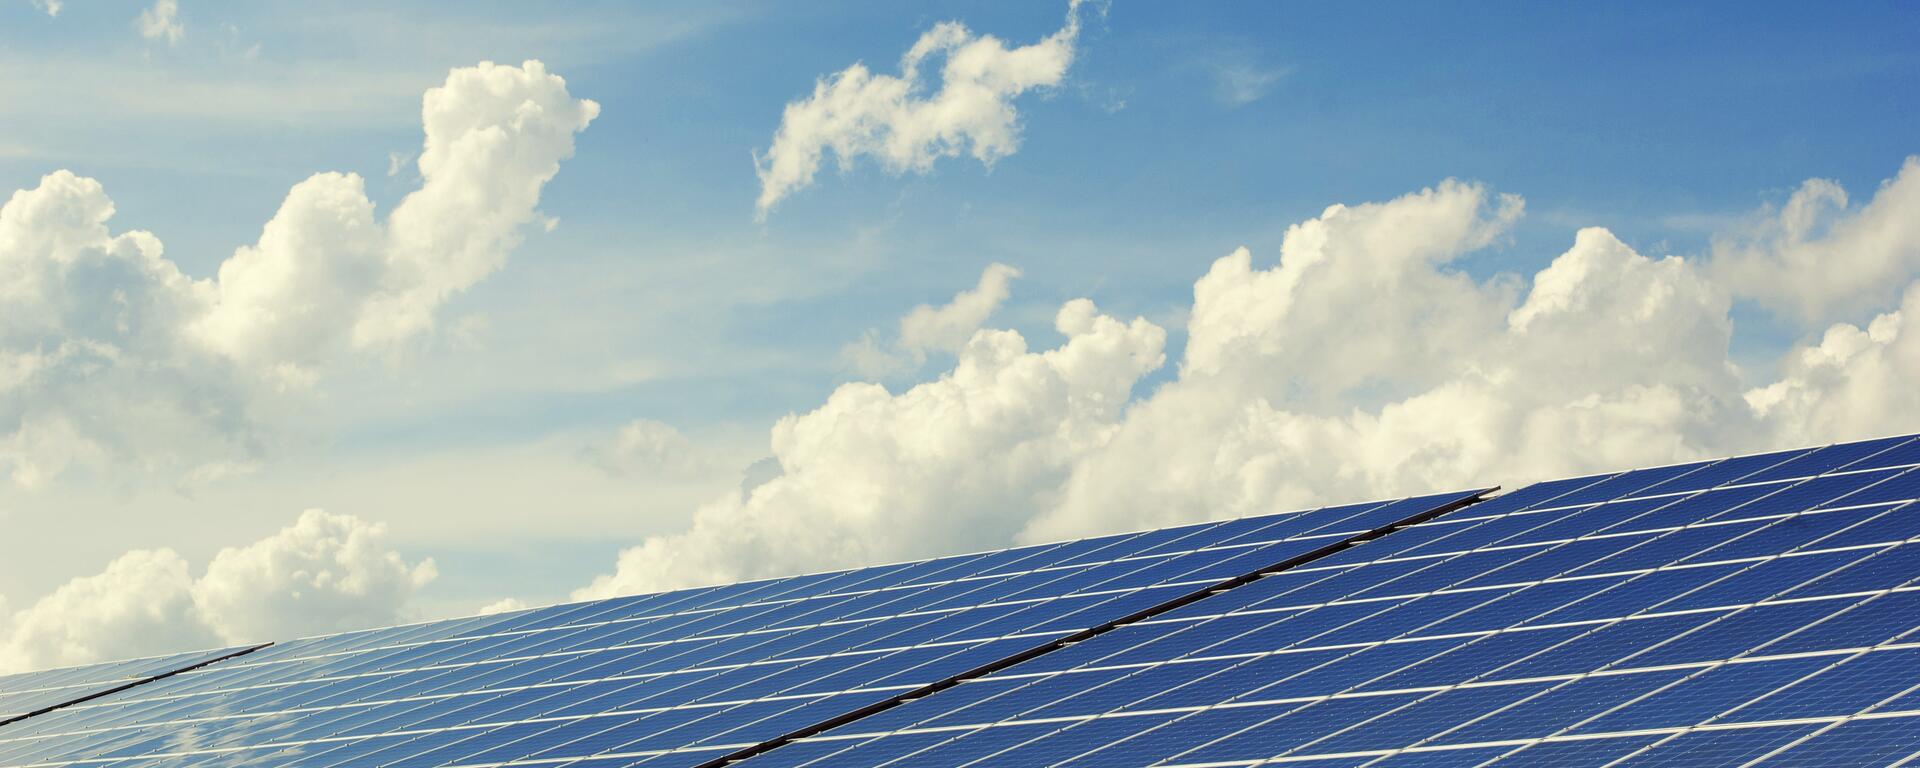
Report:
0,490,1478,768
740,434,1920,767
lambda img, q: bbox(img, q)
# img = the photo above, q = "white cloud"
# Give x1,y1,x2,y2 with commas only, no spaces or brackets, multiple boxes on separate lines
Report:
0,60,595,489
0,509,431,673
137,0,184,45
574,299,1164,597
195,59,600,364
0,549,214,673
1710,155,1920,325
1207,55,1290,107
583,419,717,478
191,509,438,644
842,262,1021,377
754,1,1088,217
1746,284,1920,448
0,171,252,489
900,263,1023,353
30,0,60,18
387,150,414,178
1030,219,1748,542
1181,181,1524,412
477,597,527,616
585,160,1920,594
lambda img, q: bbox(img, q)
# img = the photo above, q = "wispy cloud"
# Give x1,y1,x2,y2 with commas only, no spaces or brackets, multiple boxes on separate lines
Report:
1,5,727,131
137,0,186,45
1203,49,1290,107
0,55,431,129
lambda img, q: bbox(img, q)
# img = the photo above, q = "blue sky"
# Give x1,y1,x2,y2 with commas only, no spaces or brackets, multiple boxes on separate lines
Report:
1,1,1918,668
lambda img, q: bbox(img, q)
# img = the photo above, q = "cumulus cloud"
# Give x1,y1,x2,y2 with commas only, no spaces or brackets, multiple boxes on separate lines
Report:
0,510,432,673
574,299,1164,597
1181,181,1524,411
0,60,595,489
194,59,599,363
137,0,184,44
1044,175,1906,540
30,0,60,18
1711,156,1920,325
585,159,1920,594
842,262,1021,378
0,550,213,673
190,509,438,644
0,171,251,489
1747,284,1920,448
754,1,1087,217
1030,218,1749,541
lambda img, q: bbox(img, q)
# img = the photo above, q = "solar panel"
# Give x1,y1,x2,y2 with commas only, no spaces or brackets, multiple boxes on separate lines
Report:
0,645,260,728
739,435,1920,767
5,434,1918,767
0,490,1481,768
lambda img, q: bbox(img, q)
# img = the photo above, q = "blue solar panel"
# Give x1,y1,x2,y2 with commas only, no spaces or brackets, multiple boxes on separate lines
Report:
743,434,1920,767
0,490,1479,768
6,434,1918,767
0,645,257,727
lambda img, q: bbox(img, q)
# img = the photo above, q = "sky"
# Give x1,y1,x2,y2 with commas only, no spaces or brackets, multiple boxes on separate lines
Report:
1,0,1918,672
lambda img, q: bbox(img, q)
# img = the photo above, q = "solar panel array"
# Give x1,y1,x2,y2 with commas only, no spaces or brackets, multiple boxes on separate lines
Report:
740,434,1920,767
0,491,1479,768
2,434,1917,767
